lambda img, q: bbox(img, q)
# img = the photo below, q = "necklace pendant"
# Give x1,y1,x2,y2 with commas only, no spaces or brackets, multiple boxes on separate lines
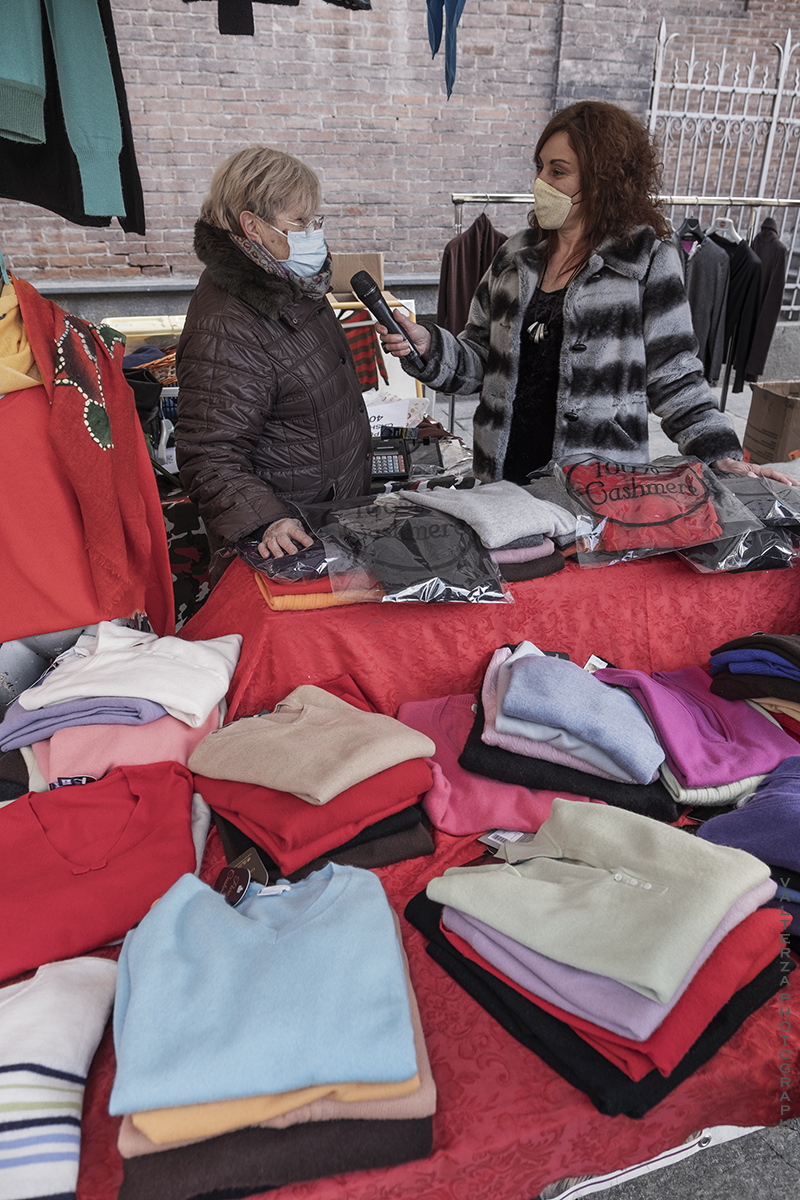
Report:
527,321,548,343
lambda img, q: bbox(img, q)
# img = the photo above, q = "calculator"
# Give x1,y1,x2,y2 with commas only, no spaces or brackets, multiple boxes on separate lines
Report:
371,437,411,481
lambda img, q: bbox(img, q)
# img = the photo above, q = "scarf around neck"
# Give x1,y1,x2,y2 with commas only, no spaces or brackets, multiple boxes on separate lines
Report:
0,282,42,393
229,232,332,301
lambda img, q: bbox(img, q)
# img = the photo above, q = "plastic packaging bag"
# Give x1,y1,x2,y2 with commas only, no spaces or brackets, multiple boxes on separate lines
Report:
303,494,510,603
553,455,762,567
712,470,800,527
677,527,797,573
236,536,328,584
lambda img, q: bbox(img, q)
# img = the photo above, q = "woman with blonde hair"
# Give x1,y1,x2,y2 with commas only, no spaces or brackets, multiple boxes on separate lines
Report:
176,147,371,578
381,101,793,487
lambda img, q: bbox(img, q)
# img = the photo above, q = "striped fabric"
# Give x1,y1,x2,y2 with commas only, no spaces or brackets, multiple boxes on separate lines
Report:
0,959,116,1200
339,310,389,392
411,225,742,480
0,1064,83,1200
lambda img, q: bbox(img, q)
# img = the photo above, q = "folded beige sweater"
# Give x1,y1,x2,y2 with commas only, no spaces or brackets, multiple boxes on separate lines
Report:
188,686,434,804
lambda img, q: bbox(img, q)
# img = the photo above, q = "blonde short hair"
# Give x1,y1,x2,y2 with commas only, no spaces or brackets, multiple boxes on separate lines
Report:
200,147,322,235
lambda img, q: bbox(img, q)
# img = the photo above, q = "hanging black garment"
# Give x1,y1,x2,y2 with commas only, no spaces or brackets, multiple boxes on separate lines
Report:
708,234,761,394
182,0,370,34
0,0,144,233
746,218,789,379
437,213,508,336
672,233,729,385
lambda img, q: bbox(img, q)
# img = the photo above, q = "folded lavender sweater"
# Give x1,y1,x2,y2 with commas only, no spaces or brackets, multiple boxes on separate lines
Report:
0,695,168,752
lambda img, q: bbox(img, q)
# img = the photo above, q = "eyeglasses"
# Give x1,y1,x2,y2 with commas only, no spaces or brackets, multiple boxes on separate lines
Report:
282,214,324,237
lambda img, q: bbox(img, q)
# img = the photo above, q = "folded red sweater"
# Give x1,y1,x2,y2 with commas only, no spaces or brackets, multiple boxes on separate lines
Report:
565,460,721,553
194,758,433,875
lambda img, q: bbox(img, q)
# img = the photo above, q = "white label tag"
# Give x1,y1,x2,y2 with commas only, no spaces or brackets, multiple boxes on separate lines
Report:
583,654,609,673
257,883,292,896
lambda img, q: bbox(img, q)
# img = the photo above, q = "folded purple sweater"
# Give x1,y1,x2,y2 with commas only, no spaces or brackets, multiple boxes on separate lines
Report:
697,756,800,873
442,874,776,1041
595,664,798,787
0,695,168,752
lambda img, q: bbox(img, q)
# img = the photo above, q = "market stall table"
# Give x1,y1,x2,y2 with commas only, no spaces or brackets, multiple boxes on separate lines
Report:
76,824,796,1200
180,554,800,720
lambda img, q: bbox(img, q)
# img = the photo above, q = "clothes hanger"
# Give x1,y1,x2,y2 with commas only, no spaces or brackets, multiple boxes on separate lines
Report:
706,216,742,244
676,215,704,242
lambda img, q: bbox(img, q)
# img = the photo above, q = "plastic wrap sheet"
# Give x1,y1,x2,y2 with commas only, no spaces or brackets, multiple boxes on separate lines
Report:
713,470,800,527
305,495,510,604
75,823,797,1200
678,528,797,574
554,456,761,567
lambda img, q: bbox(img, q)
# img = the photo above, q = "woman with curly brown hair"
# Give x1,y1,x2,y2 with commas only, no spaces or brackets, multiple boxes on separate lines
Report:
381,101,792,486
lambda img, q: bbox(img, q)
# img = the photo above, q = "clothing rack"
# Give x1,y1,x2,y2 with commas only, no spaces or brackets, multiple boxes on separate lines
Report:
451,193,800,235
449,192,800,416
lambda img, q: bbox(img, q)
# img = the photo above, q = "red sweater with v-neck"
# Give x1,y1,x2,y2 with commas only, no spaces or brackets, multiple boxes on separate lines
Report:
0,762,196,983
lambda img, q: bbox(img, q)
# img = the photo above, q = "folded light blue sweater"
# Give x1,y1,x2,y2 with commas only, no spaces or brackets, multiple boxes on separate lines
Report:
110,865,417,1115
502,656,665,784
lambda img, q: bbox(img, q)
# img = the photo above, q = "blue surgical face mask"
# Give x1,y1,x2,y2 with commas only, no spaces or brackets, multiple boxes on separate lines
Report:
269,225,328,278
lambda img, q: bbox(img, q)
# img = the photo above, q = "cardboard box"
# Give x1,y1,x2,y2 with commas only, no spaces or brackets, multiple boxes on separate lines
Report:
742,381,800,464
330,251,384,293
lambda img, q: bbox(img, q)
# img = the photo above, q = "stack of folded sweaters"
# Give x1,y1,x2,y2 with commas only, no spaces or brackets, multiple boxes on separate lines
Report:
407,797,789,1118
0,622,243,982
709,631,800,742
595,662,799,807
189,676,437,879
110,866,435,1200
401,479,576,580
458,645,679,822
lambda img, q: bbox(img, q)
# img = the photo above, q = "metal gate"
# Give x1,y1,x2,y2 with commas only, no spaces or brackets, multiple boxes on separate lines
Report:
647,20,800,320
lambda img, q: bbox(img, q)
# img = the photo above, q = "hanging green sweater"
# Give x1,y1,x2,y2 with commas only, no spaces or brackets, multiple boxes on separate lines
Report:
0,0,124,216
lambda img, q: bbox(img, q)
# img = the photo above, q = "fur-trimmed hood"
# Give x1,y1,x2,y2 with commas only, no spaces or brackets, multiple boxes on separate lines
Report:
193,219,302,321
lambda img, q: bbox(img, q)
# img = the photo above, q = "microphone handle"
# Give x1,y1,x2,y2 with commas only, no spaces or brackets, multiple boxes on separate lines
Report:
361,292,427,373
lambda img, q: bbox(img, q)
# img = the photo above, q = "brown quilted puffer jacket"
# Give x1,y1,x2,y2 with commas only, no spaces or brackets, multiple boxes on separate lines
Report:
175,220,372,558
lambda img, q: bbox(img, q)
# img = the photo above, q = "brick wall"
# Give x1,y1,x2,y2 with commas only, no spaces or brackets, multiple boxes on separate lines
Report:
0,0,796,283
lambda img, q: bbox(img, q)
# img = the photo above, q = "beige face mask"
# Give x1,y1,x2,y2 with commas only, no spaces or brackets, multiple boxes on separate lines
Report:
533,176,580,229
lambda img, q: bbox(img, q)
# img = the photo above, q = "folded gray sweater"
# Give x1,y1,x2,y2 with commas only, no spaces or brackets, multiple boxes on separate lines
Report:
400,481,577,548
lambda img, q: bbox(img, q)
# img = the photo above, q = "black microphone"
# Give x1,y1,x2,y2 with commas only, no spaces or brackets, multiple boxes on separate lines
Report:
349,271,427,372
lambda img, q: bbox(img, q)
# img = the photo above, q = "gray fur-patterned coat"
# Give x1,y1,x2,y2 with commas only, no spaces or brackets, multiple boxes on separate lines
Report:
413,225,742,480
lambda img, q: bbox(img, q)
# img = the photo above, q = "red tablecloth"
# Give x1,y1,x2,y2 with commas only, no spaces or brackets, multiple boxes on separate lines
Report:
181,554,800,719
69,555,800,1200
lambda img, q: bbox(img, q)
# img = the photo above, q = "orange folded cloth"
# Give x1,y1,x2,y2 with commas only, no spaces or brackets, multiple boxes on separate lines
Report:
254,572,384,611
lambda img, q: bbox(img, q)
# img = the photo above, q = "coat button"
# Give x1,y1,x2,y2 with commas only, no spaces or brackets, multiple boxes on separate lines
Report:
572,343,587,352
292,318,298,324
564,412,579,422
340,355,347,365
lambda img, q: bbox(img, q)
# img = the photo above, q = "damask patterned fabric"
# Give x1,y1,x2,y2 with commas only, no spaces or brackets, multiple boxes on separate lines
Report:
179,554,800,721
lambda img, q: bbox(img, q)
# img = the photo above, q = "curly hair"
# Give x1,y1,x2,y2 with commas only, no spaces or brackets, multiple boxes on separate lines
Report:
529,101,670,249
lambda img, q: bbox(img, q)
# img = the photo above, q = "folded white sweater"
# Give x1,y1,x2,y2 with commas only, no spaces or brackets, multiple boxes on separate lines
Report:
16,623,241,727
